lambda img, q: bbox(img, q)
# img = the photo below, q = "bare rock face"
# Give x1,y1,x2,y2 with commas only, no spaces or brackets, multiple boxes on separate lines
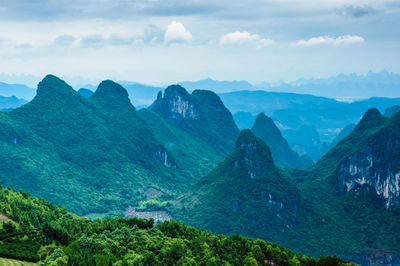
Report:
338,139,400,209
153,147,177,168
154,85,199,120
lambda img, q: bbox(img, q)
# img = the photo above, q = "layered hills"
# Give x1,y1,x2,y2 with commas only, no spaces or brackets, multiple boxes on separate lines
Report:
2,74,400,264
172,111,400,262
0,75,238,216
251,113,313,168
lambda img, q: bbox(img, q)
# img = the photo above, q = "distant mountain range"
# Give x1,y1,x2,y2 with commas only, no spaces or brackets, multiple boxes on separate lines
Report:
259,70,400,99
2,74,400,264
0,95,27,111
225,91,400,161
179,78,254,93
0,81,35,100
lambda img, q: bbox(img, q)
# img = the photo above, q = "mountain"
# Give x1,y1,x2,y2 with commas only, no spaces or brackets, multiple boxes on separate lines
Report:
219,90,336,116
384,105,400,117
0,75,205,216
0,81,36,100
0,186,351,265
119,82,162,107
172,120,400,262
179,78,254,93
282,125,328,161
150,84,239,155
77,88,93,98
171,130,314,248
223,90,400,161
330,109,400,208
0,96,27,111
306,108,388,181
233,111,257,129
0,75,241,218
251,113,313,168
329,123,356,148
259,70,400,98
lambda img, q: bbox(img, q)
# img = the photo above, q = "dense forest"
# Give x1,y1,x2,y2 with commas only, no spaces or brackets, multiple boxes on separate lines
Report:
2,75,400,264
0,185,354,265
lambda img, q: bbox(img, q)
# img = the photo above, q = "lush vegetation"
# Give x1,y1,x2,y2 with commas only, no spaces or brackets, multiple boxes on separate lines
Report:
151,85,239,155
0,185,354,265
251,112,313,169
172,126,400,258
2,74,400,263
0,75,236,216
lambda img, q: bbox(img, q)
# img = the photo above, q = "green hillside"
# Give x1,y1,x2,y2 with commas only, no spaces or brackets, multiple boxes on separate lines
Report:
0,75,235,216
0,185,353,265
251,113,313,169
172,125,400,260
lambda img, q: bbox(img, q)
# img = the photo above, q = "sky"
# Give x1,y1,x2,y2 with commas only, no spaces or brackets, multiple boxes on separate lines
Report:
0,0,399,86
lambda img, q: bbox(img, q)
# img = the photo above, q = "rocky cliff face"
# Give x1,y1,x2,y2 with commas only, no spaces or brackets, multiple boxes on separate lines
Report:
335,109,400,209
151,84,239,155
153,147,177,168
154,85,199,120
338,139,400,209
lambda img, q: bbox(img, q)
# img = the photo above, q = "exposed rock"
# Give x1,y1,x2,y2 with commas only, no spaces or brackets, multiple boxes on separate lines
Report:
340,252,400,266
124,206,172,223
154,85,199,120
338,139,400,209
153,147,177,168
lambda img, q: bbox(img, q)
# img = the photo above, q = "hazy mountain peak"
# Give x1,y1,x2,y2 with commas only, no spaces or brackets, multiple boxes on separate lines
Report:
36,74,76,100
77,88,93,98
235,129,274,170
163,84,191,100
252,112,281,136
153,84,199,120
251,113,313,169
92,80,134,111
355,108,385,131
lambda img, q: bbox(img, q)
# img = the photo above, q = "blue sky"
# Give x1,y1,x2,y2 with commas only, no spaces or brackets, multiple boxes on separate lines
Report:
0,0,399,86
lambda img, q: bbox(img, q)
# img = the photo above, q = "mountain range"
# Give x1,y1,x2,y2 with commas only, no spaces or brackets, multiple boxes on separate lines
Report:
1,74,400,265
259,70,400,99
172,109,400,264
0,75,238,216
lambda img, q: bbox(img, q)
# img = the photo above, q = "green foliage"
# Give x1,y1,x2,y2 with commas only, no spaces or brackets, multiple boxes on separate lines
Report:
0,75,235,216
251,112,313,169
0,186,353,265
172,125,400,258
137,199,169,211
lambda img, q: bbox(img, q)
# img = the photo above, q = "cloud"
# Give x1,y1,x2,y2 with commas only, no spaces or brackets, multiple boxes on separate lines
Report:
53,34,75,46
108,34,135,46
295,35,364,46
79,35,107,48
164,21,193,44
14,43,32,49
143,24,164,44
220,31,274,48
337,5,378,18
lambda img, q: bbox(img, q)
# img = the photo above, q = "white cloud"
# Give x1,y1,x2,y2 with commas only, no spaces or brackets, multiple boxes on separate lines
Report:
220,31,274,48
296,35,365,46
164,21,193,44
